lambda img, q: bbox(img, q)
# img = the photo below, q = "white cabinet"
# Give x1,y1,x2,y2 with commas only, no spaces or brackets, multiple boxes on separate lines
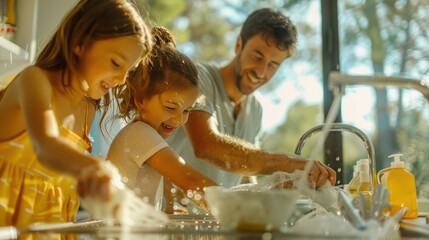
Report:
0,0,38,85
0,0,77,87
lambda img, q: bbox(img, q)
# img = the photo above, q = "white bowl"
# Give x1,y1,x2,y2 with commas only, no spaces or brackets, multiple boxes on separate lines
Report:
204,186,299,231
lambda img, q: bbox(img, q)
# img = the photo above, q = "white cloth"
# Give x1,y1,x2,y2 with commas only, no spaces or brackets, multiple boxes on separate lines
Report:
107,121,168,210
167,62,263,187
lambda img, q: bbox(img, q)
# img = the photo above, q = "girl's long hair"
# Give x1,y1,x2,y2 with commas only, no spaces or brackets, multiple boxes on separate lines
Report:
35,0,152,132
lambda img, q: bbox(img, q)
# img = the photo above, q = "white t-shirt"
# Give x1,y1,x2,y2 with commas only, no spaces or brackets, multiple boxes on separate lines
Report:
167,62,263,187
107,121,168,210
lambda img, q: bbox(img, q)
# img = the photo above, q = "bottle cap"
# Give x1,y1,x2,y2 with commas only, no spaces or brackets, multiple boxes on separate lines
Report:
359,159,369,172
388,153,404,168
356,160,361,171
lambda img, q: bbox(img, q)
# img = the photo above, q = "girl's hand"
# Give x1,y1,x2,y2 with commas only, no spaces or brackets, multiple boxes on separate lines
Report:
76,162,112,201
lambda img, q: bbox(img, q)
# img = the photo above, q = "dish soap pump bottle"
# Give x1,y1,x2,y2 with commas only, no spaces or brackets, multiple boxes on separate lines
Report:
348,160,361,195
356,159,372,207
377,153,417,219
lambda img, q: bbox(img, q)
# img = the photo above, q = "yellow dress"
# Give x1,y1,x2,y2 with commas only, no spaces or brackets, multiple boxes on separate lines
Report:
0,111,91,228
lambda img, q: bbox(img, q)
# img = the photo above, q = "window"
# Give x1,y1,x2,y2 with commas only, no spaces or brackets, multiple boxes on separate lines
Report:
338,0,429,196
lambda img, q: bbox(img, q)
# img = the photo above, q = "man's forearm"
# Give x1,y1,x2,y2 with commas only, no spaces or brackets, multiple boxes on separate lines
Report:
193,132,306,176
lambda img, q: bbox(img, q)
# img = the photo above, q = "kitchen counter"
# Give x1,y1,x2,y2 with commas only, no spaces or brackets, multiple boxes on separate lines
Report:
4,215,429,240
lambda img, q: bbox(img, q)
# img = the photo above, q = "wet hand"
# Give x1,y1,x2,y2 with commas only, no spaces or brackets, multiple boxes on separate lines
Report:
77,163,112,201
307,160,336,188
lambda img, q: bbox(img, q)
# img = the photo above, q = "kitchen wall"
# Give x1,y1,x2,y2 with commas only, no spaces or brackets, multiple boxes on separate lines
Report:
36,0,77,55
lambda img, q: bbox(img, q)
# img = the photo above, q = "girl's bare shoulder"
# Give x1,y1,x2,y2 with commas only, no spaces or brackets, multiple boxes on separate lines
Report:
17,66,50,81
14,66,53,92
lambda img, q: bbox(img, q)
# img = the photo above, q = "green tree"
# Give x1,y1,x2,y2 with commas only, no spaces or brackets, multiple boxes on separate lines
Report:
341,0,429,164
261,101,320,156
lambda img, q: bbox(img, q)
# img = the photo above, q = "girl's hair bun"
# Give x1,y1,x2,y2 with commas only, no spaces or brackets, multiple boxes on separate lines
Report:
151,26,176,48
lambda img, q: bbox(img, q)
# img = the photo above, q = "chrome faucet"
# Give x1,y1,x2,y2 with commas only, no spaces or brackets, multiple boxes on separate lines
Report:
329,71,429,102
294,123,377,191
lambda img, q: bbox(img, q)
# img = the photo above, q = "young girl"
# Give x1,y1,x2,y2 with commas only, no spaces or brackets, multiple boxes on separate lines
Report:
107,27,217,212
0,0,152,227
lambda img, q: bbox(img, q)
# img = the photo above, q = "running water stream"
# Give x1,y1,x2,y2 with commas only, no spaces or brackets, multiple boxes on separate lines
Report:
295,88,342,207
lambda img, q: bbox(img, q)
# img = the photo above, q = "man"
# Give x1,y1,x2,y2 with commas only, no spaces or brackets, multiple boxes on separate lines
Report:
167,8,336,190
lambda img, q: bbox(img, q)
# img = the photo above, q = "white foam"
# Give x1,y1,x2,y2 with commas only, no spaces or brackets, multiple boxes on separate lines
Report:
80,161,169,228
204,186,298,231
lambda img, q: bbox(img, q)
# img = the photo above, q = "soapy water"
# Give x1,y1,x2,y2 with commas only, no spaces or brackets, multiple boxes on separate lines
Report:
80,161,169,228
223,171,401,239
204,185,299,231
76,159,400,237
232,171,340,213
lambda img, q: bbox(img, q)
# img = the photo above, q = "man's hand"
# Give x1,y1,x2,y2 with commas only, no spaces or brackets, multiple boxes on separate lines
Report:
307,160,336,188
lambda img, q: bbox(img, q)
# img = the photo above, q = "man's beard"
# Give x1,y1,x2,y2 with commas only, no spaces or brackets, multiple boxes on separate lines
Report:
233,56,247,95
234,73,243,94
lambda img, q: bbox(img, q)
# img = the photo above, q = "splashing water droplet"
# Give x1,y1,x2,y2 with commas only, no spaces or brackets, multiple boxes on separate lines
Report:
187,190,194,198
194,193,202,201
192,208,199,214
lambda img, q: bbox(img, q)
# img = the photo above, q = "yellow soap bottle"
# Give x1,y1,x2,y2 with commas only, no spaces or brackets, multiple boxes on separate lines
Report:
377,153,417,219
356,159,372,207
348,161,361,195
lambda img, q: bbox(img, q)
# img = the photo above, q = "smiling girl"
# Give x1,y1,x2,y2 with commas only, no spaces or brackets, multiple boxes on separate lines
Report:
107,27,217,211
0,0,152,227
